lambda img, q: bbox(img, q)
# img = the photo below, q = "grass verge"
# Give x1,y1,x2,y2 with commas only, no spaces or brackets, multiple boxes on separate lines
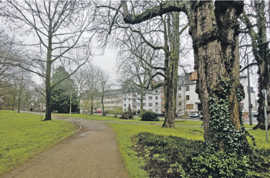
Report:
0,110,76,175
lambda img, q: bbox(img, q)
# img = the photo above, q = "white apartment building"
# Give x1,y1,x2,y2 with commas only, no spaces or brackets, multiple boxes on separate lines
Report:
176,72,258,119
177,72,200,116
80,89,123,113
122,88,163,114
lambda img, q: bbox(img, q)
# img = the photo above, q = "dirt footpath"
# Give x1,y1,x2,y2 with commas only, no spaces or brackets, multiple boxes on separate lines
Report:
2,119,129,178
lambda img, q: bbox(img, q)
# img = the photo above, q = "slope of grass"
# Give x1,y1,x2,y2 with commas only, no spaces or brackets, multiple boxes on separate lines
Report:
0,110,76,175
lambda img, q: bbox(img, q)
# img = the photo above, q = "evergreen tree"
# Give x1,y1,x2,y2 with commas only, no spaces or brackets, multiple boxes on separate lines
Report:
51,66,79,113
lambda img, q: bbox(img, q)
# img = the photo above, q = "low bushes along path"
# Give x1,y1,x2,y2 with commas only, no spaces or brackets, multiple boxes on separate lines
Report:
3,118,129,178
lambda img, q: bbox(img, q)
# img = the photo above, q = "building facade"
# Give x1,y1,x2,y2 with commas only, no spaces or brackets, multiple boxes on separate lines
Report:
177,72,200,116
176,72,258,119
80,89,123,113
122,88,163,114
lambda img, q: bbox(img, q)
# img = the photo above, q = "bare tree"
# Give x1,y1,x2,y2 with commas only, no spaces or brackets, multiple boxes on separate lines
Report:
118,31,159,115
98,69,110,116
96,1,190,127
5,0,94,120
241,0,270,129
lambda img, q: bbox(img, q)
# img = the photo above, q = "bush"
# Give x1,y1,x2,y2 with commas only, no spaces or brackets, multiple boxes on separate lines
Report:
190,151,249,177
141,111,159,121
120,112,133,120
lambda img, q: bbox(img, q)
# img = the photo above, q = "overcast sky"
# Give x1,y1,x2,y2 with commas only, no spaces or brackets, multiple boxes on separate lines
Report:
92,48,119,82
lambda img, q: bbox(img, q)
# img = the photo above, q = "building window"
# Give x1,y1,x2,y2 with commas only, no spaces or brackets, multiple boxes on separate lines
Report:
149,103,153,107
149,96,153,100
186,86,190,91
155,96,158,100
155,102,158,106
186,95,190,100
186,104,194,110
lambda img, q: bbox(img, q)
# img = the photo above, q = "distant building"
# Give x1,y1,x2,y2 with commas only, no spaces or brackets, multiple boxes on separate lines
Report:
177,72,200,116
122,88,163,114
80,89,123,113
176,72,258,118
103,89,123,111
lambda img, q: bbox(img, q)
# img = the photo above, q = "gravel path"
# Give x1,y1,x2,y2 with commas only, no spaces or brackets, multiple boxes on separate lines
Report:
2,119,129,178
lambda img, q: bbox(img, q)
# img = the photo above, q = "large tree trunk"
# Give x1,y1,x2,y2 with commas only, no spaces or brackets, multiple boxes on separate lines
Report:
188,1,249,152
17,80,23,113
44,37,52,121
162,12,180,128
139,90,144,115
162,70,175,128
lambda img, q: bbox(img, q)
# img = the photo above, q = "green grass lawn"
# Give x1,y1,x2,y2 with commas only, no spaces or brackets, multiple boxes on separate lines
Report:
0,110,76,175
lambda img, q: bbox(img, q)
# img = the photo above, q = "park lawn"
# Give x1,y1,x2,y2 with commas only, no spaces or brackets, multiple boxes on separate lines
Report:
109,122,204,178
0,110,76,175
108,121,270,178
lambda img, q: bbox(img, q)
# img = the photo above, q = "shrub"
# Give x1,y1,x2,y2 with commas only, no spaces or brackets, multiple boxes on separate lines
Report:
141,111,159,121
190,151,249,177
120,112,133,120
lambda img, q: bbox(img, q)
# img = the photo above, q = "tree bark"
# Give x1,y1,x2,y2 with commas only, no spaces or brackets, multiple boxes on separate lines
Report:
162,12,179,128
139,90,144,115
44,33,53,121
17,74,23,113
188,1,248,150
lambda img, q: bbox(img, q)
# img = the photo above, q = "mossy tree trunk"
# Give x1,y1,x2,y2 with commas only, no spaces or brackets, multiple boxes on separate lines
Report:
188,1,249,151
